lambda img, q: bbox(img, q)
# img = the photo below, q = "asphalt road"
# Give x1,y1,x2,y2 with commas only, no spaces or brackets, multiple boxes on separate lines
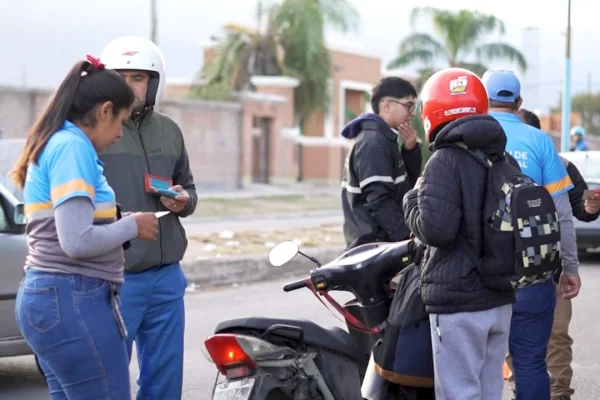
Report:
2,257,600,400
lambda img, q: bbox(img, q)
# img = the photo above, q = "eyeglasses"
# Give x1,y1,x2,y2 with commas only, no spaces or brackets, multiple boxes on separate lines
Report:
387,99,417,114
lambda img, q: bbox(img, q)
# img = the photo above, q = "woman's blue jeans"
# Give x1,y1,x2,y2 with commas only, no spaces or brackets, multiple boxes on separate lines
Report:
15,269,130,400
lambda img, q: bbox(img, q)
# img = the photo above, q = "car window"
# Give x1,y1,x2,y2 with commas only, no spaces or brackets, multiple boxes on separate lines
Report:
0,175,23,202
0,138,25,202
0,202,9,232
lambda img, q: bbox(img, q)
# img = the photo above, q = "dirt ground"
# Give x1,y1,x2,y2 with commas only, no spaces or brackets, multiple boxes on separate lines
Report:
184,223,344,260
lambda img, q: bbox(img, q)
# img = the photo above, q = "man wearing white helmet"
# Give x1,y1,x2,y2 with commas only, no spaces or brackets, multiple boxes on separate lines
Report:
570,125,590,151
99,36,197,399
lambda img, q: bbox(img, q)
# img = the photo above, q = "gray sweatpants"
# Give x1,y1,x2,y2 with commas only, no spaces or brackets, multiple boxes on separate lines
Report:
430,304,512,400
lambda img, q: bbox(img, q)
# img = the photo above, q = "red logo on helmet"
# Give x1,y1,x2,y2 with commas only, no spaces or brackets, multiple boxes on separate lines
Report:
121,51,138,56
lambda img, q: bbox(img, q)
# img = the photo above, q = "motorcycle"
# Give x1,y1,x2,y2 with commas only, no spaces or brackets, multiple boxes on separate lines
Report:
202,239,419,400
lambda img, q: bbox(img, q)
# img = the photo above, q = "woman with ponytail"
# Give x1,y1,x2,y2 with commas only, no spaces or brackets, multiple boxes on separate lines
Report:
11,56,160,399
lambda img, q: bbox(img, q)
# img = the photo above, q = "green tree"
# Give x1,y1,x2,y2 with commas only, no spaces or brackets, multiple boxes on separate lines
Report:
571,92,600,136
388,7,527,80
194,0,359,180
389,8,528,163
411,102,430,162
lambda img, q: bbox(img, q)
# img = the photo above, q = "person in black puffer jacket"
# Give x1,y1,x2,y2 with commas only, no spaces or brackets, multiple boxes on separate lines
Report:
402,68,515,400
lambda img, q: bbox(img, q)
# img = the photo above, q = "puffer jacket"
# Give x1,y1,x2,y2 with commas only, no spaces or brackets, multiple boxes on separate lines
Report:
403,115,516,314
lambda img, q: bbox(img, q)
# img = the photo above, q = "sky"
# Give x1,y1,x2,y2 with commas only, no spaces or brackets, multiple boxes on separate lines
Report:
1,0,599,112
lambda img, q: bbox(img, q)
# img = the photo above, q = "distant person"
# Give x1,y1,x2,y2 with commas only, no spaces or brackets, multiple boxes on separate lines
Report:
10,56,158,399
99,36,197,399
403,68,516,400
484,69,580,400
570,125,590,151
341,77,422,249
503,108,600,400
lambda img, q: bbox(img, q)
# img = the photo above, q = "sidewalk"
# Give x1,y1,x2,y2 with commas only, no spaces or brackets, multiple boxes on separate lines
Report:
182,210,342,234
197,182,339,200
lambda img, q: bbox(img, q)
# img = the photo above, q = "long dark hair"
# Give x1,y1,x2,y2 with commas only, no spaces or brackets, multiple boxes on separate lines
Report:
10,57,135,189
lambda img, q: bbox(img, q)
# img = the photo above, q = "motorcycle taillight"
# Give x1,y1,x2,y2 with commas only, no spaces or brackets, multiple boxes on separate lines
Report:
202,334,279,375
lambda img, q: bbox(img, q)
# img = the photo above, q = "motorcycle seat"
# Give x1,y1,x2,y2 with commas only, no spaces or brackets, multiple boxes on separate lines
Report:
214,317,363,362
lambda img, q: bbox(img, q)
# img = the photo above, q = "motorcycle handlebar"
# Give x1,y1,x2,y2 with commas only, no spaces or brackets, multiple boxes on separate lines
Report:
282,279,307,292
282,239,424,293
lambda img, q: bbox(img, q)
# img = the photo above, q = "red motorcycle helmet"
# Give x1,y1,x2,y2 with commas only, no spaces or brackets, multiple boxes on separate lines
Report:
420,68,489,142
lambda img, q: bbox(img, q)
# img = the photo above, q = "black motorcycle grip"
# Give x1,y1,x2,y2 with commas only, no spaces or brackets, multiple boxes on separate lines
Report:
282,279,307,292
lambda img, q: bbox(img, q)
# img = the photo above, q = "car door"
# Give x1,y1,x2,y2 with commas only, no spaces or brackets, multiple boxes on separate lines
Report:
0,182,29,355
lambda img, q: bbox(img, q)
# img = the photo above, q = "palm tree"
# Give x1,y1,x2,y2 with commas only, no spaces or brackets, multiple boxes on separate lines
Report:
388,8,527,163
194,11,285,100
195,0,359,180
388,7,527,81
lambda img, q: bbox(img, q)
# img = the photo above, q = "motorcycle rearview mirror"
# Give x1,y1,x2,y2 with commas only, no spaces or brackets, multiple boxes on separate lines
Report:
268,241,300,267
268,241,323,268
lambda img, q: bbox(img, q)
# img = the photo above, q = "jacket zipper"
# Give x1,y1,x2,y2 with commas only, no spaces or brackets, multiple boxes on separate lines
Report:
136,122,165,267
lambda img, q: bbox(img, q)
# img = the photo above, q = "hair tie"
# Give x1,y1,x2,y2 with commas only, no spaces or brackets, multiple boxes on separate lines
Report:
85,55,105,70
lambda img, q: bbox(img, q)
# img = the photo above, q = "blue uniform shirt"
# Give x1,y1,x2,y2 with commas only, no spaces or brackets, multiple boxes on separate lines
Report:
489,112,574,197
22,121,123,282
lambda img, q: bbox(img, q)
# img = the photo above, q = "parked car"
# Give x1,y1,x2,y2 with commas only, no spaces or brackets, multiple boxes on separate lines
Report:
0,138,37,364
560,150,600,251
0,181,29,358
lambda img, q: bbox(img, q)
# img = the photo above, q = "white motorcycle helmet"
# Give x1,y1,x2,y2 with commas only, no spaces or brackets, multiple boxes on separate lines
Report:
100,36,166,107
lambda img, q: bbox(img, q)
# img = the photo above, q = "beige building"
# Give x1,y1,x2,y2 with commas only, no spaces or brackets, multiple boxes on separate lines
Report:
0,46,415,189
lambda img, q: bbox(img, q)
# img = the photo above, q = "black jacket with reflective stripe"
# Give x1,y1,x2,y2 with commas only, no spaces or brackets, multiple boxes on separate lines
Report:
341,120,422,249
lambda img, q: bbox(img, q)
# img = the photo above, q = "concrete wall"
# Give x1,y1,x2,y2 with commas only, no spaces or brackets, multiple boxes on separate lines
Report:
0,86,52,139
0,88,244,190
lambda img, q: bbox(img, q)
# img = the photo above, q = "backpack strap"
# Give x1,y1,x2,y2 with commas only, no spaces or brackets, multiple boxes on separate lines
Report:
436,142,493,168
436,142,490,271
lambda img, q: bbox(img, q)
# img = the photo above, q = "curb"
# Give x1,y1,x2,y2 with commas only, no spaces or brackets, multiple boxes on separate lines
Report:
182,247,344,287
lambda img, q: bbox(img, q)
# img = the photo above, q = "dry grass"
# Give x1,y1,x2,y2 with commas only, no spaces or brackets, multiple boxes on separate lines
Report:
193,194,340,218
185,223,344,259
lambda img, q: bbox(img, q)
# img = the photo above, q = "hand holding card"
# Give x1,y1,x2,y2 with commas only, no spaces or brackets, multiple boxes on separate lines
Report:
160,185,189,213
582,188,600,200
145,174,178,198
584,189,600,215
153,188,180,199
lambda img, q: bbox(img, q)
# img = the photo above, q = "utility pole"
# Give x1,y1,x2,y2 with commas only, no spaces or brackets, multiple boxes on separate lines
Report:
588,72,592,95
560,0,572,152
150,0,158,44
257,0,263,31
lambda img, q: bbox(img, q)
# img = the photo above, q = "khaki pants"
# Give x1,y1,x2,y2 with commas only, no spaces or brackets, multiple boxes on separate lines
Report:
506,285,574,399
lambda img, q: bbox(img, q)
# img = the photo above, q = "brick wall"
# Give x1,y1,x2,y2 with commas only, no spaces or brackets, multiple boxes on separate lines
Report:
540,112,600,151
